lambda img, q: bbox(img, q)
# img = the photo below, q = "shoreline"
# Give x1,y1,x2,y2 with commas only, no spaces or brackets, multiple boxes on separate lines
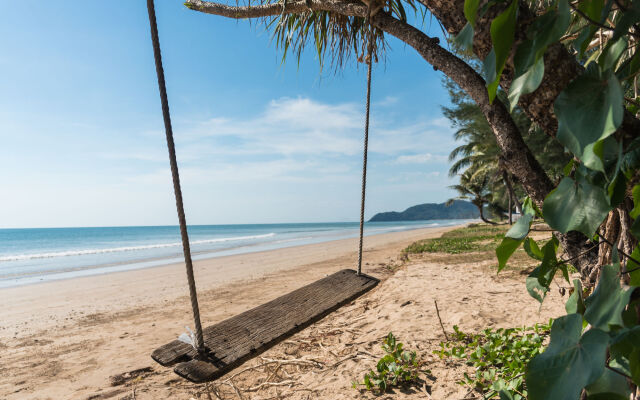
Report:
0,220,472,289
0,224,463,339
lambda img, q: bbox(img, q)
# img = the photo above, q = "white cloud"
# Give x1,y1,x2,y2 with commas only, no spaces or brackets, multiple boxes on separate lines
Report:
395,153,433,164
108,97,456,186
375,96,399,106
392,153,448,164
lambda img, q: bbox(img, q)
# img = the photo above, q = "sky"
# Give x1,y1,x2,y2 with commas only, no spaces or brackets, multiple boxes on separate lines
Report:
0,1,457,228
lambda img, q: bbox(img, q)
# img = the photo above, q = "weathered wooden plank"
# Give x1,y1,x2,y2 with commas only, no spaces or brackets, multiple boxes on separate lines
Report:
151,269,378,383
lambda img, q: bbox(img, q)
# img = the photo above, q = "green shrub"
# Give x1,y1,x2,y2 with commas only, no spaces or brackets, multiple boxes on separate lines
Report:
354,333,425,392
434,322,551,399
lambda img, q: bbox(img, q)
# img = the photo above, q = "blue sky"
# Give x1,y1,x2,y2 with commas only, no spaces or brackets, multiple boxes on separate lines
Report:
0,1,456,228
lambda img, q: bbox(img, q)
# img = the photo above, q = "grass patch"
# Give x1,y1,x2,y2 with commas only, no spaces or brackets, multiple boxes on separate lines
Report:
404,224,508,255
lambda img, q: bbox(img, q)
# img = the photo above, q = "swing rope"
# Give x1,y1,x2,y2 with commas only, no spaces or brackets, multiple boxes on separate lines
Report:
357,10,375,276
146,0,375,353
146,0,205,352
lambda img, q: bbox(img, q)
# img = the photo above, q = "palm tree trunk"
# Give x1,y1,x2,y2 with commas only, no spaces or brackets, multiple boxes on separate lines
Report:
478,205,497,225
502,171,522,214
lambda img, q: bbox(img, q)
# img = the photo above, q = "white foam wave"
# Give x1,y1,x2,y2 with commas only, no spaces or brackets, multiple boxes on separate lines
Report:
0,233,276,262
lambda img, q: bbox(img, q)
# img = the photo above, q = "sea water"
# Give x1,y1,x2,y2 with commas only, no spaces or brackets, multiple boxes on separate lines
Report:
0,220,469,288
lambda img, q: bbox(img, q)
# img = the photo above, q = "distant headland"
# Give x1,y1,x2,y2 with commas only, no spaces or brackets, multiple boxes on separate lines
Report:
369,200,479,222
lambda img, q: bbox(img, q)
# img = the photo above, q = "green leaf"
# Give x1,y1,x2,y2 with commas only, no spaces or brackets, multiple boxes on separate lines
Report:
508,56,544,111
584,368,631,400
528,0,570,52
609,326,640,385
607,170,626,208
580,0,605,23
581,138,606,172
499,390,515,400
455,23,475,51
543,177,612,237
632,186,640,239
630,185,640,219
464,0,480,27
626,245,640,286
524,237,543,260
574,0,607,57
526,314,609,400
584,263,634,331
526,266,549,303
563,159,575,176
487,0,518,101
565,279,585,314
496,213,533,271
522,196,542,218
554,64,624,163
598,37,627,72
632,217,640,241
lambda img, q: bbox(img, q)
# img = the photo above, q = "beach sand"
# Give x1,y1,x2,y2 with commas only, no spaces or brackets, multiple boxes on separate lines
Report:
0,225,565,399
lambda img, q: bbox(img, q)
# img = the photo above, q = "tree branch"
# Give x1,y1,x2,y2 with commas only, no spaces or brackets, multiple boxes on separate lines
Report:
185,0,555,206
185,0,366,18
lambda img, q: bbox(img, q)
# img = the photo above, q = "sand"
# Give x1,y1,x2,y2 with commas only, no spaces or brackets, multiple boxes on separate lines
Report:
0,225,566,399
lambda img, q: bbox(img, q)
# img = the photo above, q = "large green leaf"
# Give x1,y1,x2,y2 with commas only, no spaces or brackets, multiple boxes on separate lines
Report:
609,326,640,385
487,0,518,102
543,177,612,237
496,213,533,271
526,314,608,400
584,263,633,331
554,64,624,164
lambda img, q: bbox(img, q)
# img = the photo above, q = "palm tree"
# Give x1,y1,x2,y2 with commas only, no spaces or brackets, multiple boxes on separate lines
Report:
446,171,497,225
443,78,569,222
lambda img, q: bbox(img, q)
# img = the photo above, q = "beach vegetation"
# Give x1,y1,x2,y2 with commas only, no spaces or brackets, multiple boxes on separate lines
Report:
353,332,425,393
435,323,551,399
403,224,507,255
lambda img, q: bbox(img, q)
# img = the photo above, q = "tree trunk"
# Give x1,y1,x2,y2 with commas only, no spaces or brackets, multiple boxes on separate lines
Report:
508,195,513,225
478,205,497,225
502,170,522,215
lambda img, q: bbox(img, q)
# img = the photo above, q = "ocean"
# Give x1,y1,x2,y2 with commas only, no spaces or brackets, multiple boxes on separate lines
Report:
0,220,469,288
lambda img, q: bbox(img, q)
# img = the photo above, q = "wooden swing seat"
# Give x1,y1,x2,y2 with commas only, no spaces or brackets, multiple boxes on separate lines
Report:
151,269,379,383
